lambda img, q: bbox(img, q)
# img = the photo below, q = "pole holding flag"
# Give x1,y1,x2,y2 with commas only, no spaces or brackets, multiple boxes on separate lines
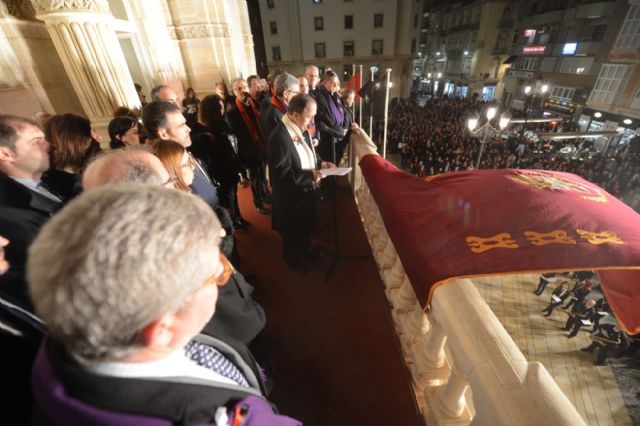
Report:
351,64,356,117
382,68,392,159
359,64,363,128
369,66,375,140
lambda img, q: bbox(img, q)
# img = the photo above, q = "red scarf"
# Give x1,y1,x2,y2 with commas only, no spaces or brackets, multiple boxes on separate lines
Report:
270,96,287,113
235,97,264,152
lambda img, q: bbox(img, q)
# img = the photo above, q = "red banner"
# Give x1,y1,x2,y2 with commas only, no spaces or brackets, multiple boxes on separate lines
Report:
359,155,640,334
343,73,362,100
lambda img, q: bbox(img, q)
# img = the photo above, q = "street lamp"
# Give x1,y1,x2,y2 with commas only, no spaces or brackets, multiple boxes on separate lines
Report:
520,80,549,142
467,106,511,169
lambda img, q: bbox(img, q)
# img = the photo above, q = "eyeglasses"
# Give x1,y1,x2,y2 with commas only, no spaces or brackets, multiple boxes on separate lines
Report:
161,175,178,187
202,254,233,287
181,159,195,170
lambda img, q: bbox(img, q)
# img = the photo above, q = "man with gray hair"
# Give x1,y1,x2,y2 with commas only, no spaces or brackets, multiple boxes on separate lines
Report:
305,65,320,96
82,147,172,190
28,185,297,425
261,72,300,141
150,84,182,110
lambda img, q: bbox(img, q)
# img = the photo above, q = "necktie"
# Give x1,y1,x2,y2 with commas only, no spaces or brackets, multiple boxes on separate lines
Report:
184,340,249,387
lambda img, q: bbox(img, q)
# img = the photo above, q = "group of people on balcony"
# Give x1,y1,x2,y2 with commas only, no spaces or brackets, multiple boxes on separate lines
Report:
534,272,634,365
388,98,640,212
0,63,360,424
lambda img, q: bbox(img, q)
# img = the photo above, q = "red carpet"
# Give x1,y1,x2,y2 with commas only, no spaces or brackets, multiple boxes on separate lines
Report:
234,180,424,426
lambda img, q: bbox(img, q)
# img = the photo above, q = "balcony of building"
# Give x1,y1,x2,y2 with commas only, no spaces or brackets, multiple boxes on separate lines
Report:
235,130,639,425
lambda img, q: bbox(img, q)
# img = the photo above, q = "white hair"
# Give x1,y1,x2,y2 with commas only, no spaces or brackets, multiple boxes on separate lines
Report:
28,184,221,360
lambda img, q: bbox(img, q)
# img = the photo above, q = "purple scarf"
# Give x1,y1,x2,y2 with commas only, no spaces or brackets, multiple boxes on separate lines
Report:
320,87,344,127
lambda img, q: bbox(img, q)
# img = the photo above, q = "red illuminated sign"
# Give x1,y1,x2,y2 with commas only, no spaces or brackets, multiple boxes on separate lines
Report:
523,45,546,54
524,29,537,37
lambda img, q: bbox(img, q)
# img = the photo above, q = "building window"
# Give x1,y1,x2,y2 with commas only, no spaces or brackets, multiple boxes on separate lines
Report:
591,24,607,42
411,38,416,54
588,64,629,105
372,39,383,55
631,89,640,109
315,16,324,31
343,64,353,80
345,15,353,29
266,0,274,9
344,41,354,56
550,86,575,102
517,57,538,71
270,21,277,35
272,46,281,61
616,5,640,49
541,57,557,72
414,14,418,27
315,42,326,58
374,13,383,28
559,57,594,74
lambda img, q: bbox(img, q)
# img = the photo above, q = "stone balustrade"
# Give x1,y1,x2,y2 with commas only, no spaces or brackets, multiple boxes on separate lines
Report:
348,128,586,425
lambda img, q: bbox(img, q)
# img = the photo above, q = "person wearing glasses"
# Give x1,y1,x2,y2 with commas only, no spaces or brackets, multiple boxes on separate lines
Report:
260,73,301,143
315,70,349,164
151,139,195,192
27,185,297,425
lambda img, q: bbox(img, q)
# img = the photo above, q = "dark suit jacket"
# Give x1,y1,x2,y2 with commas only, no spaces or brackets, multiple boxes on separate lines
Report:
266,122,321,234
227,103,263,167
0,172,71,312
32,335,268,426
260,99,285,143
190,121,240,192
202,271,266,346
314,88,347,161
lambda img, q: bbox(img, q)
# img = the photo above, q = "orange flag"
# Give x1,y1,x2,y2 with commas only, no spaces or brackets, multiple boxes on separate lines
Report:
343,73,362,100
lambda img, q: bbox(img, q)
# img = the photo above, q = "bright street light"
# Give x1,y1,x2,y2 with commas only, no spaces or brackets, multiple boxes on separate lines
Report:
499,112,512,130
486,106,497,120
524,86,532,95
541,84,549,93
467,112,480,131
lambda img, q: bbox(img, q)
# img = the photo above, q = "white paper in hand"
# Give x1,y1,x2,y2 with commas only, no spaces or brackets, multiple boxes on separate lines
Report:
319,167,352,177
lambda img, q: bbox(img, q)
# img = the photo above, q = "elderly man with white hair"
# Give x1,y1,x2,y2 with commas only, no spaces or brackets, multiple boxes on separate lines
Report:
260,72,300,141
28,185,299,425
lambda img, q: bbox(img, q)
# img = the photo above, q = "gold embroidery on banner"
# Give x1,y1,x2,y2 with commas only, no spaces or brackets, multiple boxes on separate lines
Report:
524,230,577,246
576,230,625,245
508,170,608,203
466,233,518,253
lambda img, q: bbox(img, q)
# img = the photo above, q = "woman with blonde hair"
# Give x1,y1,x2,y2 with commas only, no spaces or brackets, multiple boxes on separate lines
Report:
150,139,194,192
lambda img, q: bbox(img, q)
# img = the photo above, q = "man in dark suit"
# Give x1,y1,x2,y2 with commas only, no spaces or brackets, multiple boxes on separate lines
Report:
0,115,72,424
261,72,300,141
27,185,297,425
228,78,271,215
266,94,336,273
314,70,349,164
0,115,72,312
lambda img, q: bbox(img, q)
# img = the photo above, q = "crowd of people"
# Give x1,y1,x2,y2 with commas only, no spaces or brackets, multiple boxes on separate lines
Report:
388,98,640,212
0,64,358,424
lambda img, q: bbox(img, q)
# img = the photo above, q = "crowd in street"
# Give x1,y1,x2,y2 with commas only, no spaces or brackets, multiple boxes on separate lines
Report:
386,98,640,211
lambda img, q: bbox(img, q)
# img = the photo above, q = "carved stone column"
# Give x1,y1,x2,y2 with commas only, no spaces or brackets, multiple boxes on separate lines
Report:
31,0,140,128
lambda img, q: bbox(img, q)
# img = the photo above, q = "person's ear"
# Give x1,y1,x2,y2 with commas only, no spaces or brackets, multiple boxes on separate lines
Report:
139,312,177,349
157,127,170,140
0,146,15,162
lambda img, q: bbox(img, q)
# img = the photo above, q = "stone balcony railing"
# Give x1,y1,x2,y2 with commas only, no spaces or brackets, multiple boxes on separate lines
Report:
347,129,586,425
